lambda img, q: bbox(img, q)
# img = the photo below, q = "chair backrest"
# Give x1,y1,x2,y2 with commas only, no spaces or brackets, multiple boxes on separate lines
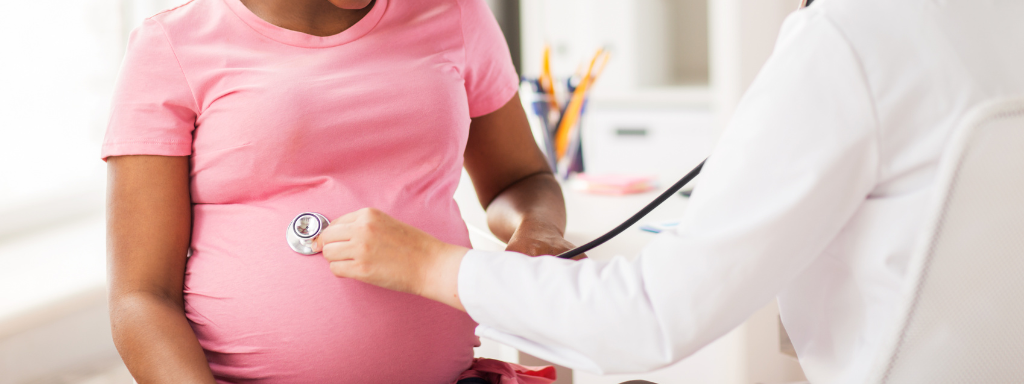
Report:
871,96,1024,384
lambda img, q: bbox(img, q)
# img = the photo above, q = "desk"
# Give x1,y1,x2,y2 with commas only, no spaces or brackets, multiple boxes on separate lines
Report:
455,171,690,260
454,171,805,384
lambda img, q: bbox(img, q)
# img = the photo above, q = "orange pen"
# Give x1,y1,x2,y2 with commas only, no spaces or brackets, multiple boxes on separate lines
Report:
554,49,609,159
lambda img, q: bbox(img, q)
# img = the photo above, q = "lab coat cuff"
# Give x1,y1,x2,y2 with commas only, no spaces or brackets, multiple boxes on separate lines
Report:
458,249,503,322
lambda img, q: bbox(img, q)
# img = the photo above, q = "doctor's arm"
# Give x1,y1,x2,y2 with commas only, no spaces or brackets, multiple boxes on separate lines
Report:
106,155,216,383
318,8,880,374
463,92,577,257
453,9,881,372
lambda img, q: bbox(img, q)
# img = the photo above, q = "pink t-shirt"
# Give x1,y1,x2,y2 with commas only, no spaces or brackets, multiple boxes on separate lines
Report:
101,0,518,382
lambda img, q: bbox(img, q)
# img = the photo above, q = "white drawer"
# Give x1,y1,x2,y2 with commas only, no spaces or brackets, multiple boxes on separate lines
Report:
581,107,714,176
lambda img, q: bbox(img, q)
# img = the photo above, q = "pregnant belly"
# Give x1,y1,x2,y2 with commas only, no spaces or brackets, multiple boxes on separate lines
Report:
183,227,478,383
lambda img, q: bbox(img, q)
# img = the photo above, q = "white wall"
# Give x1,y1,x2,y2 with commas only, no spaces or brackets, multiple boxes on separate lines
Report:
709,0,803,136
520,0,710,93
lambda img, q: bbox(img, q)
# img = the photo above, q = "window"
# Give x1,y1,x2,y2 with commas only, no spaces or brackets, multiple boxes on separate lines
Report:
0,1,185,381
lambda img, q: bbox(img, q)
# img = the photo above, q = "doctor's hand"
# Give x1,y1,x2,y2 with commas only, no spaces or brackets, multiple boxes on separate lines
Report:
313,208,469,311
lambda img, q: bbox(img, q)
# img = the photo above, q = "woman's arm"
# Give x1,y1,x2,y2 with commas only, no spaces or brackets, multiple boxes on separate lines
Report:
106,155,216,383
463,92,577,257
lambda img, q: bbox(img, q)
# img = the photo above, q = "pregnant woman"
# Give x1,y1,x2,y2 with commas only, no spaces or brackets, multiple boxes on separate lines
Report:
102,0,575,382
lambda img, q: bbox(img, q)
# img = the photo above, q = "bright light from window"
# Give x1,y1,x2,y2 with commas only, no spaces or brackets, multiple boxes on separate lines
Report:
0,1,124,204
0,0,188,207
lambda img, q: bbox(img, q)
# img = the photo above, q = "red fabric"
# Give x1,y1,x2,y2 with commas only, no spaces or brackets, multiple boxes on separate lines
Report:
456,358,557,384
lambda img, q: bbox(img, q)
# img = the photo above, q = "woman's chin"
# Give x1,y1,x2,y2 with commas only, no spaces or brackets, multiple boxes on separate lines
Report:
328,0,373,10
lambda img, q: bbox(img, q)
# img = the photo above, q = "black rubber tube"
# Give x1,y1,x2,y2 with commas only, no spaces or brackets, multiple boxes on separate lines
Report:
556,159,706,259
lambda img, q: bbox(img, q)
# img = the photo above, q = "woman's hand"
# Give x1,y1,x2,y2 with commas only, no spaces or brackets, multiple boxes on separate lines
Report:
505,220,582,258
314,208,469,311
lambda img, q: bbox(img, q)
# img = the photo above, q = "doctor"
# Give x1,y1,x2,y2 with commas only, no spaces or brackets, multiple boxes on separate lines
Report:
311,0,1024,382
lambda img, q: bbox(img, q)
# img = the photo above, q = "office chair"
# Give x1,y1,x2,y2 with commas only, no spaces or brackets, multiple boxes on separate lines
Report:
868,96,1024,383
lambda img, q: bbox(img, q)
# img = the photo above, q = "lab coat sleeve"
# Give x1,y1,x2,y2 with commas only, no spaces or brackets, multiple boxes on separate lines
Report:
458,8,880,374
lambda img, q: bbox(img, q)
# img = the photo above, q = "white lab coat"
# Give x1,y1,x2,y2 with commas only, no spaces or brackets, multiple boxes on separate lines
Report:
456,0,1024,383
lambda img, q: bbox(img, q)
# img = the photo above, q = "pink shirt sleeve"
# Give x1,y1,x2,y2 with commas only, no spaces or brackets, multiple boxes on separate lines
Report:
101,18,198,160
458,0,519,118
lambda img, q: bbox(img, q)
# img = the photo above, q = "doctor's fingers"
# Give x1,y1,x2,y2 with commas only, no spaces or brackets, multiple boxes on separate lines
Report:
318,208,390,245
328,256,416,294
330,207,386,226
315,220,358,249
327,259,393,290
328,259,359,279
314,216,376,253
333,207,367,222
321,238,372,262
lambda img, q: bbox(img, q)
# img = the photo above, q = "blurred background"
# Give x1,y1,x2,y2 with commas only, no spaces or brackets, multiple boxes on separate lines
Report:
0,0,805,383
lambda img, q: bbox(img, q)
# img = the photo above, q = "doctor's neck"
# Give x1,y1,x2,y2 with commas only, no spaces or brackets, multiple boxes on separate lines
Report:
239,0,375,37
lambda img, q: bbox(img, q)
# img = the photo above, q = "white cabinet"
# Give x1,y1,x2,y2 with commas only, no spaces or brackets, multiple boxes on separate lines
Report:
581,106,714,177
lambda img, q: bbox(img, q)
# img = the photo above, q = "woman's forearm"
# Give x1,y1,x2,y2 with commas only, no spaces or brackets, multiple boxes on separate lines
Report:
463,93,575,257
106,155,213,383
485,172,565,240
110,292,216,383
485,172,572,256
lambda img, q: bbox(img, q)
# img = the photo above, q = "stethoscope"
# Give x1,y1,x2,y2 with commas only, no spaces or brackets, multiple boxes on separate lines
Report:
282,0,816,258
286,159,706,259
286,212,331,255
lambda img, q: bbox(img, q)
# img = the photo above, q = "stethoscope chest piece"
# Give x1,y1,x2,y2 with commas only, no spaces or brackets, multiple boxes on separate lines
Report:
287,212,330,255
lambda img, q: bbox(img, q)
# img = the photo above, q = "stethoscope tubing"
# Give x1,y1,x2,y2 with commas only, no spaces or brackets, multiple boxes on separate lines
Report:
555,159,706,259
555,0,814,258
287,159,706,259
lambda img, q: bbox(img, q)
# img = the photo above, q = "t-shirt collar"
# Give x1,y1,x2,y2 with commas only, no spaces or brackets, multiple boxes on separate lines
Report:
222,0,388,48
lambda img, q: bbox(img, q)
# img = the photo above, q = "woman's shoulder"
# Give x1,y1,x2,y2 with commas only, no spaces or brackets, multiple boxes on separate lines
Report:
136,0,225,42
149,0,202,21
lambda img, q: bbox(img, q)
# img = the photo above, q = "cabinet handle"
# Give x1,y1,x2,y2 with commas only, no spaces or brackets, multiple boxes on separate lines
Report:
615,127,648,137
